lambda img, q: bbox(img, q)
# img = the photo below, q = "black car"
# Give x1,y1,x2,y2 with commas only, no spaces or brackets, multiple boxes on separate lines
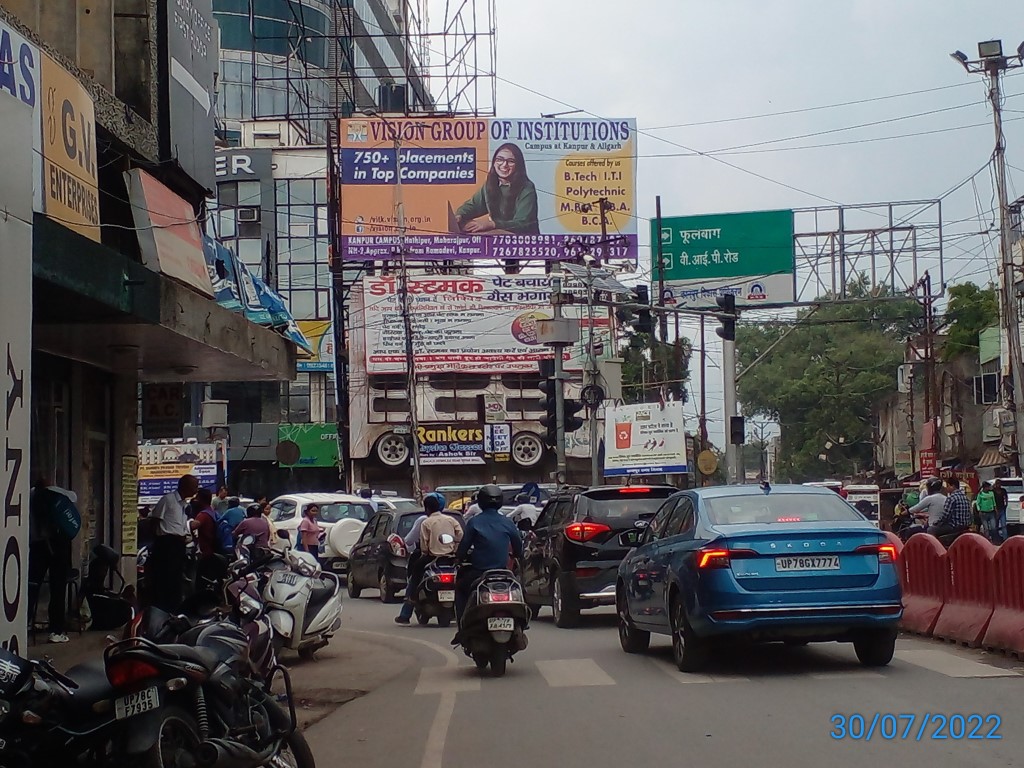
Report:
346,509,466,603
520,485,678,627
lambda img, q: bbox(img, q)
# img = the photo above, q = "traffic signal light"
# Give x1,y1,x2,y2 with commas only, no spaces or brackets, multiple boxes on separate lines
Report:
538,360,558,448
715,293,737,341
635,285,654,336
563,398,585,434
729,415,745,445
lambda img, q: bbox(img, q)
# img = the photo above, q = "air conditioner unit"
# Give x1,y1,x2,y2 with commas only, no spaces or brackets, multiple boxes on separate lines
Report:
237,207,260,222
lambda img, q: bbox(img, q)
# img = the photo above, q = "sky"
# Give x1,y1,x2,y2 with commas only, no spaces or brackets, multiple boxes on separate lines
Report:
460,0,1024,447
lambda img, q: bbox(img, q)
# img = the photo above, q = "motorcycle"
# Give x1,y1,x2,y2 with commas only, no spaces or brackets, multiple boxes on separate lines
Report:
263,547,343,660
103,628,314,768
412,556,458,628
456,567,530,677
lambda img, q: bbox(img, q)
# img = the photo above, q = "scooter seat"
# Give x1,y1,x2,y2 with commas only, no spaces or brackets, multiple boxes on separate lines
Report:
307,577,337,613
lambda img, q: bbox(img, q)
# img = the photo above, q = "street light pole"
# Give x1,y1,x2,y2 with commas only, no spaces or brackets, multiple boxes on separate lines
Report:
953,40,1024,475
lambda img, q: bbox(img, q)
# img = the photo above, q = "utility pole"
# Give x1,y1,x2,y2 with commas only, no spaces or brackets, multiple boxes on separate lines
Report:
723,334,738,483
327,125,351,490
698,314,707,486
953,40,1024,475
392,127,423,500
552,275,568,481
655,196,669,344
585,262,600,487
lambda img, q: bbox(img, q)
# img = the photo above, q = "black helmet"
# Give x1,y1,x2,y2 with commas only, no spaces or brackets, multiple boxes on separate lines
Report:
926,477,943,493
478,484,503,510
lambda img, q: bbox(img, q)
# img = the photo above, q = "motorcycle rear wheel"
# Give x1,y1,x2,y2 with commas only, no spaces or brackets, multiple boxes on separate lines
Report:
269,728,316,768
140,706,201,768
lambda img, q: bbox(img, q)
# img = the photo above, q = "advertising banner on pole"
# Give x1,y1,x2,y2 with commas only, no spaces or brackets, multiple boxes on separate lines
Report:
0,83,35,655
653,209,795,308
603,402,688,477
137,443,219,506
360,274,612,374
339,117,637,263
296,320,335,372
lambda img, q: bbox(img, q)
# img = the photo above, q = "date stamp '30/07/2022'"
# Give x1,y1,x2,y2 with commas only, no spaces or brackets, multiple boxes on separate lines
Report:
830,714,1002,741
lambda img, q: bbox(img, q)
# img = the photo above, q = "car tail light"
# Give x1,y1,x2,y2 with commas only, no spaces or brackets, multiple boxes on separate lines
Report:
435,572,455,584
855,543,897,564
776,516,802,523
697,547,756,569
575,567,600,578
565,522,611,542
107,659,160,689
387,534,407,558
618,487,651,494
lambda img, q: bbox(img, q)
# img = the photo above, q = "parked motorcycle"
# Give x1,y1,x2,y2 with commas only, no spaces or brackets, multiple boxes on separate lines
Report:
412,556,458,628
456,568,530,677
103,628,314,768
263,547,343,660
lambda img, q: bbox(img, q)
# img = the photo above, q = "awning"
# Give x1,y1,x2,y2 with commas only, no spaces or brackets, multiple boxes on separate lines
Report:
977,446,1011,468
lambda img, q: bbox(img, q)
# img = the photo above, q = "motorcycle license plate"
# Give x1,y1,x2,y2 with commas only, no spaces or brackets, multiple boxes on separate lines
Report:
114,686,160,720
438,590,455,602
487,617,515,631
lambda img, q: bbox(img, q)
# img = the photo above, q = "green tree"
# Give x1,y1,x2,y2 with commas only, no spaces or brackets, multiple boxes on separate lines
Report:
736,278,920,482
618,331,692,405
941,282,998,361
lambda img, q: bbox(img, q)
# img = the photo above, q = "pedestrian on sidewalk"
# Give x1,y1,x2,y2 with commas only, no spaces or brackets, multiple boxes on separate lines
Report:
974,482,1001,543
28,477,81,644
149,473,199,612
993,479,1010,542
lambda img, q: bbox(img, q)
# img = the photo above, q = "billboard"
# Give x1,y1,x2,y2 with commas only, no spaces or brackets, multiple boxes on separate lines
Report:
0,86,35,655
418,424,485,466
360,274,612,374
160,0,218,191
654,209,795,308
137,443,219,506
603,402,688,477
39,53,99,242
126,168,214,297
339,117,637,263
278,424,339,468
296,320,334,372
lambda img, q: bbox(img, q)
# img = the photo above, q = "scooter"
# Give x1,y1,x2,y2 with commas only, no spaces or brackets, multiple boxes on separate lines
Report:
263,547,344,659
413,556,458,628
456,567,530,677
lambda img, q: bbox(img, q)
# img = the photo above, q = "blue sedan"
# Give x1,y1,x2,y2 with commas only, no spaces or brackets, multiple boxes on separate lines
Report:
616,484,902,672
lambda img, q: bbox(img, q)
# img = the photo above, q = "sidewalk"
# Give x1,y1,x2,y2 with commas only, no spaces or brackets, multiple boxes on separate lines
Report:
25,629,414,731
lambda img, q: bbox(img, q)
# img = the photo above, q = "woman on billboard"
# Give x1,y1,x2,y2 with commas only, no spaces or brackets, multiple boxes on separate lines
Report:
456,143,540,234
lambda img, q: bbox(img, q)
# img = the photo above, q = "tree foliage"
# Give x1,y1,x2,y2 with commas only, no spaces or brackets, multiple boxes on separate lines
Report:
736,278,920,482
619,331,692,406
941,282,998,361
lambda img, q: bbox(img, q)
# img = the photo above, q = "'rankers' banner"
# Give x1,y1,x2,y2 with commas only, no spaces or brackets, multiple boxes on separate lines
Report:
339,117,637,264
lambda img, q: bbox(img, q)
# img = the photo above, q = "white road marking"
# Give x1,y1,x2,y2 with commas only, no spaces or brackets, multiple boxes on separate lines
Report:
414,666,481,694
648,658,751,684
536,659,616,687
808,671,885,680
896,649,1022,678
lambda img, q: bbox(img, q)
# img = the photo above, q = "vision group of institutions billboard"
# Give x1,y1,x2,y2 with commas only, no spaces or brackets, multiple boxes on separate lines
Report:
358,274,614,375
653,209,796,309
339,117,637,264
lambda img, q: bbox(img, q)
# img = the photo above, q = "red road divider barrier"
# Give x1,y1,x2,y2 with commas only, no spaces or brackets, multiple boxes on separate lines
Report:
932,533,997,647
982,537,1024,655
898,534,947,636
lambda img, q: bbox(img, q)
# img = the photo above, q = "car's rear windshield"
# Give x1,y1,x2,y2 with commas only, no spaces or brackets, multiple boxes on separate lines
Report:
705,494,865,526
581,487,676,522
319,503,374,524
389,500,421,513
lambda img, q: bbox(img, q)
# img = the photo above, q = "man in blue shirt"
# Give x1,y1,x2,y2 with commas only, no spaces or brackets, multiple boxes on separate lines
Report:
452,484,523,643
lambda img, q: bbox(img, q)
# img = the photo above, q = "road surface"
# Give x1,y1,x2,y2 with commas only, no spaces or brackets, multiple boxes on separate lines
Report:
307,595,1024,768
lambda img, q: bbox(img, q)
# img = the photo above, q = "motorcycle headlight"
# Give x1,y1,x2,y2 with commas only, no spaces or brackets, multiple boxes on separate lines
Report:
296,561,316,578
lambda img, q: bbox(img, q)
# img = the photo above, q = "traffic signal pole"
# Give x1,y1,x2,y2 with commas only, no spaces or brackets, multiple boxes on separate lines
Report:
552,277,568,481
723,336,738,484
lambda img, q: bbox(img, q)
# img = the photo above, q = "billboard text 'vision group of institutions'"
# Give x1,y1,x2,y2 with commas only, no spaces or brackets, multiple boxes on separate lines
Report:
339,117,637,264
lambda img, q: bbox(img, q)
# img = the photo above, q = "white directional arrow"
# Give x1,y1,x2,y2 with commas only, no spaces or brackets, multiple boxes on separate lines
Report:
171,57,212,115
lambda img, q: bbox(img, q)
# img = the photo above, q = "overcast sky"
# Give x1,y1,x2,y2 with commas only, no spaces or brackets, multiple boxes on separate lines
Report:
464,0,1023,446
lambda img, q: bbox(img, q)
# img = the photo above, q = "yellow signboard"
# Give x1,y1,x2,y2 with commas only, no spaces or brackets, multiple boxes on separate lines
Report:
40,53,99,241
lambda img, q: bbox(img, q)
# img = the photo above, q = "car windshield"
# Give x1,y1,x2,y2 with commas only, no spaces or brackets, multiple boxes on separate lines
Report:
581,488,676,522
397,513,425,538
319,503,374,524
388,500,422,513
705,493,865,525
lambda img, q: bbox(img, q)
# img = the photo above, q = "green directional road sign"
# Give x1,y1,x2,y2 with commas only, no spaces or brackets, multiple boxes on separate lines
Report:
652,209,795,307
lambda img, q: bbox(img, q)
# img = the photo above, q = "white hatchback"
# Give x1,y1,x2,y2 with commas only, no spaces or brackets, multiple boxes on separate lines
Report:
268,493,376,574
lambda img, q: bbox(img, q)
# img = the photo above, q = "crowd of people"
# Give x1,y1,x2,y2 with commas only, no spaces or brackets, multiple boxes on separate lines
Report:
900,476,1009,544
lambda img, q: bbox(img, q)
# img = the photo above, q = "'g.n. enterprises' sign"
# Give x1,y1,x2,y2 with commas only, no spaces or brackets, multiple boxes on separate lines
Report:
417,424,485,466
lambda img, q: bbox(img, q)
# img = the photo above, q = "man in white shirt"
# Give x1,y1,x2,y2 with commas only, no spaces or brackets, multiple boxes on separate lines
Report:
510,494,541,527
149,474,199,610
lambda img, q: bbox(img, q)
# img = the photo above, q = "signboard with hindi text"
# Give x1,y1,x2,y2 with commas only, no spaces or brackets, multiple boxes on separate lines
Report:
603,402,688,477
654,209,795,308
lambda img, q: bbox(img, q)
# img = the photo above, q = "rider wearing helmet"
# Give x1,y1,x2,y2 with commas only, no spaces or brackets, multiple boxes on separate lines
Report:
396,492,462,624
451,484,524,642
